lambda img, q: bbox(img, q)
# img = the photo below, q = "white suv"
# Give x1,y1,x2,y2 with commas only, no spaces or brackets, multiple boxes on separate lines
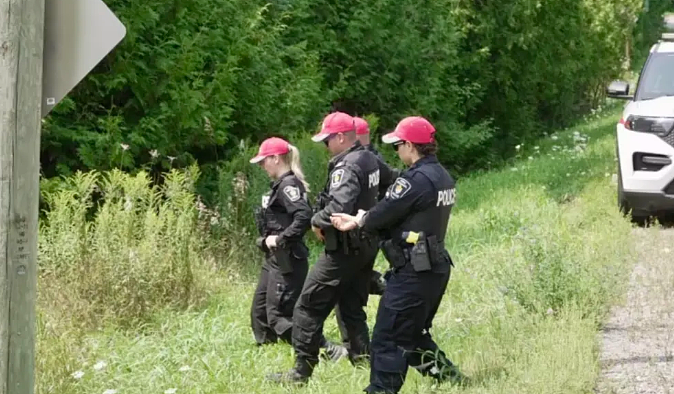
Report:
608,36,674,222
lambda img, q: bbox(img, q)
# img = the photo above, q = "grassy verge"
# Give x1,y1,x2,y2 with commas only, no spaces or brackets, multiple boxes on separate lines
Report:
37,106,635,394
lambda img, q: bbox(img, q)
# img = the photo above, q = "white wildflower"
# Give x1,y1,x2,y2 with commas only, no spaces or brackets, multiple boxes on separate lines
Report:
72,370,85,380
528,156,533,160
179,365,191,372
165,389,177,394
547,308,554,315
455,318,463,323
120,143,129,151
511,167,518,172
167,156,176,163
124,197,133,212
149,149,159,158
93,360,107,371
551,135,559,140
515,144,521,151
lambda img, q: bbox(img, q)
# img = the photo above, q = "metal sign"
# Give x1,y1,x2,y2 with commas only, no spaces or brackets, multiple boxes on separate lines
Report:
42,0,126,117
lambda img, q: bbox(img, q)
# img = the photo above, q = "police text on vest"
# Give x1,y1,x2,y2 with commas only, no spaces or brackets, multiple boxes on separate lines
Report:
369,170,380,188
436,188,456,206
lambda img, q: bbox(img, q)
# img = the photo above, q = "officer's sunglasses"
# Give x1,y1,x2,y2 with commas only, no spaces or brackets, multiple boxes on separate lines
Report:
392,140,406,151
323,133,338,147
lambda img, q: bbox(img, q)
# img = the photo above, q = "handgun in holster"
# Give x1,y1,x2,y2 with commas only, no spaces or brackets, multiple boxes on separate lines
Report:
381,239,407,268
346,228,364,255
322,227,339,252
402,231,432,272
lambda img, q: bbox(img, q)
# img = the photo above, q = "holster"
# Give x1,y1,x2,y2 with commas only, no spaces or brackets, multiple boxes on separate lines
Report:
410,232,432,272
426,235,444,266
323,227,339,252
347,228,364,254
381,239,407,268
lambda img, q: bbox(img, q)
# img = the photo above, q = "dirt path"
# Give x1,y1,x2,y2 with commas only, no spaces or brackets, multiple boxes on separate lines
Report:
597,228,674,394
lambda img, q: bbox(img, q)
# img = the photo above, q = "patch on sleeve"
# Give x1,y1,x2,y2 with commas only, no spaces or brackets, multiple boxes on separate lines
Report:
283,185,301,202
331,168,345,189
261,195,270,208
388,177,412,199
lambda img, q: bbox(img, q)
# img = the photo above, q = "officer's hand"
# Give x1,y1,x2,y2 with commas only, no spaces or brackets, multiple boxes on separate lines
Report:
312,226,325,242
265,235,278,249
330,213,359,232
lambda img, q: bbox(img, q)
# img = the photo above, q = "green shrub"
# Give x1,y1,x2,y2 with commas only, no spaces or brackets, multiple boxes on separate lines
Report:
39,166,206,327
41,0,652,184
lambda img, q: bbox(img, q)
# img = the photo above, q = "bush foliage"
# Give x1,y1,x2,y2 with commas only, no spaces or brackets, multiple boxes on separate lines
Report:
41,0,670,188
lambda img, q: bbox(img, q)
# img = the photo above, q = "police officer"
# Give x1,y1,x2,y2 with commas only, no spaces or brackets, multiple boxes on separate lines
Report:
249,137,313,345
328,116,400,358
268,112,381,383
249,137,348,357
331,116,468,393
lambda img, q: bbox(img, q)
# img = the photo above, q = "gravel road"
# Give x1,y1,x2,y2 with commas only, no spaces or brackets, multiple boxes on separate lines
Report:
597,227,674,394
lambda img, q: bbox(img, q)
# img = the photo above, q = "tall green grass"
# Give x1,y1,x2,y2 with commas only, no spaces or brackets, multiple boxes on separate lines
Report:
37,106,634,394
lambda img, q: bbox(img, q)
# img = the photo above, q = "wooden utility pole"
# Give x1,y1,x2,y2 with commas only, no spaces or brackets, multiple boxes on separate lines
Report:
0,0,45,392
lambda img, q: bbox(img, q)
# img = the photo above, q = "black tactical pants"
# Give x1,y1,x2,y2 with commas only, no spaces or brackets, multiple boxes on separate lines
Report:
292,239,378,368
251,256,308,345
365,255,453,394
334,248,382,354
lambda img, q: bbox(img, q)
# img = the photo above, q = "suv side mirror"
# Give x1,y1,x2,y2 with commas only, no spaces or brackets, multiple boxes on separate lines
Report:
607,80,633,100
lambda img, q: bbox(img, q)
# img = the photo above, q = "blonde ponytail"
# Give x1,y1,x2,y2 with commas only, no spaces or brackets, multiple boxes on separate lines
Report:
287,144,310,192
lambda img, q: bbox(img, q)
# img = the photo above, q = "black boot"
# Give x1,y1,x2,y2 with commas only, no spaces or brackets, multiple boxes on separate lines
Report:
320,340,349,362
416,357,470,387
266,358,316,384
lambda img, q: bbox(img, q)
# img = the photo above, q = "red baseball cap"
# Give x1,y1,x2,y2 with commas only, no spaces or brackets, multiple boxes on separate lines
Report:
311,112,356,142
354,117,369,135
249,137,290,163
382,116,436,144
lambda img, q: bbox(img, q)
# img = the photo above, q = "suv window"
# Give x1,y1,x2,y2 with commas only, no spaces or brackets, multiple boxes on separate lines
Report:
635,53,674,101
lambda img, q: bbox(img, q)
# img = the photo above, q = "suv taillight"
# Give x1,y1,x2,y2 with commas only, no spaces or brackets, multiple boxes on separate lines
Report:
623,115,674,136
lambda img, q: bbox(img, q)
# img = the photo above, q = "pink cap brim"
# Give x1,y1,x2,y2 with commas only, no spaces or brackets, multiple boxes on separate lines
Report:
249,155,266,164
311,132,331,142
382,132,402,144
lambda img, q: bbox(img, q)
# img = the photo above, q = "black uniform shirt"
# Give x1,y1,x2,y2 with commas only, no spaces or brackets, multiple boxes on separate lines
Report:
362,155,456,243
261,171,312,247
311,141,380,230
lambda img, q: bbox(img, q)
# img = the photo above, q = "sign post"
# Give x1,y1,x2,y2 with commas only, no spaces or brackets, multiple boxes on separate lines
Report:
0,0,125,392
